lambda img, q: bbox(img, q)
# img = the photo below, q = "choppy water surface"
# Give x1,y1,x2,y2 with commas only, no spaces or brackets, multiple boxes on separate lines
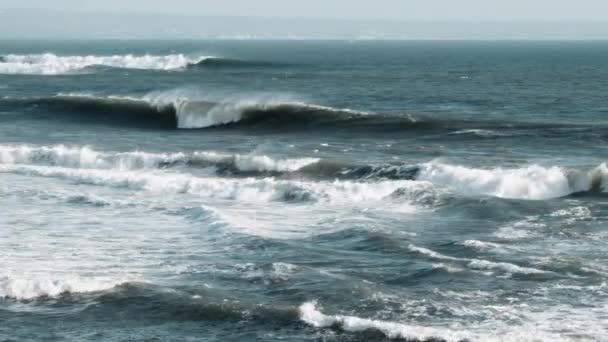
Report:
1,40,608,341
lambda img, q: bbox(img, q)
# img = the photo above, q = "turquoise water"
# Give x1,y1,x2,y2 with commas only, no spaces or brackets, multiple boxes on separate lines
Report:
1,40,608,341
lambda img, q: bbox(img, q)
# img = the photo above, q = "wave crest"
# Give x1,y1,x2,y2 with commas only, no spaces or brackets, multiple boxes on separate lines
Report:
417,162,608,200
0,274,131,300
2,92,371,129
0,144,320,173
299,302,471,341
3,90,573,134
2,144,608,200
0,53,212,74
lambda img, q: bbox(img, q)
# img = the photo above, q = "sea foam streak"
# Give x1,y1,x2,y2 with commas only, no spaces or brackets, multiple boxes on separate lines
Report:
0,53,212,74
408,244,547,275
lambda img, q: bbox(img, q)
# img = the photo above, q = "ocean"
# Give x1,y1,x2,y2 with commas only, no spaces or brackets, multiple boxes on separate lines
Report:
1,40,607,341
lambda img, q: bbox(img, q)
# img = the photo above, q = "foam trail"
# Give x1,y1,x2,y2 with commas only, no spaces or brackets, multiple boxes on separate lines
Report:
0,53,212,74
408,244,546,275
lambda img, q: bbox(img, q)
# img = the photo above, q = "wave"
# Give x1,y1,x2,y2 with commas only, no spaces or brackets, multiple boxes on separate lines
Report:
1,92,373,129
0,53,213,74
0,144,321,174
138,91,373,129
2,279,304,329
416,162,608,200
0,274,132,300
2,92,571,133
188,57,280,69
2,144,607,200
1,278,589,341
0,144,422,181
0,162,429,207
299,302,472,341
299,302,580,342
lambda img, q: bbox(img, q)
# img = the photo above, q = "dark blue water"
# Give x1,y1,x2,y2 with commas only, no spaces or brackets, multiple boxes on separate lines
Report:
1,40,608,341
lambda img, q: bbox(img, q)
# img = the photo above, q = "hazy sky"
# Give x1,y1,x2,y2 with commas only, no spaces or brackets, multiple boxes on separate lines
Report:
1,0,608,21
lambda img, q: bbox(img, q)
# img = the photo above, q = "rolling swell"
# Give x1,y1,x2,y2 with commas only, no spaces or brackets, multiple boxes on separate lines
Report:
1,95,178,129
0,93,576,134
1,280,301,326
187,57,283,69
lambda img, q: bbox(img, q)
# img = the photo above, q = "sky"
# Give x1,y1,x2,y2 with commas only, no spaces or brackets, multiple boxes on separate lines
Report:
1,0,608,21
1,1,608,39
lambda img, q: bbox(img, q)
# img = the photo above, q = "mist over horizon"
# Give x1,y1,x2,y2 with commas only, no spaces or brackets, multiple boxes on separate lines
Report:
2,8,608,40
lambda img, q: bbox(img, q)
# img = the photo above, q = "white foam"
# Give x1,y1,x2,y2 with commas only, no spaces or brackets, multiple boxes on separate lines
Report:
461,240,507,253
300,302,590,341
431,263,465,273
549,206,592,225
192,151,319,172
0,144,318,173
408,244,546,275
0,53,211,75
0,144,186,170
0,274,125,300
299,302,471,341
0,163,427,206
417,162,608,200
467,259,545,275
550,206,591,218
449,129,502,137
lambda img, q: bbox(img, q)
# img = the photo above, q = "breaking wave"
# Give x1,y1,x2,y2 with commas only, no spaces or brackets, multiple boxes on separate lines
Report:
299,302,579,342
0,144,422,180
1,92,372,129
1,91,573,133
1,144,607,200
417,162,608,200
0,53,214,74
299,302,472,341
0,144,319,174
188,57,281,69
0,162,429,206
0,274,133,300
